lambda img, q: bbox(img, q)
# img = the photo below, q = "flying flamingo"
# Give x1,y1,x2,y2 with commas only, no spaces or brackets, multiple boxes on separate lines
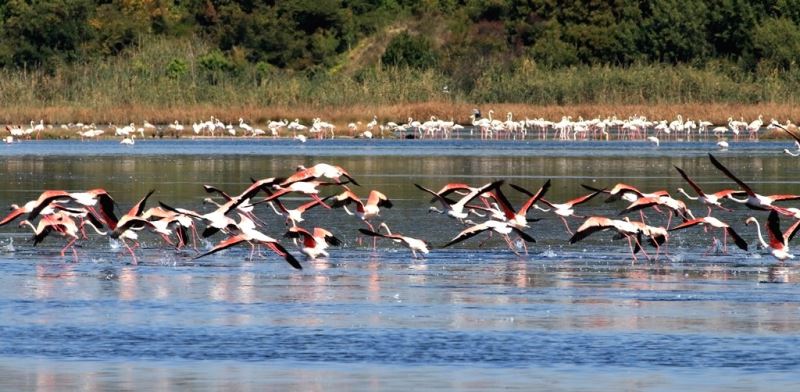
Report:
673,165,744,215
194,214,302,269
569,216,649,262
19,211,106,260
442,219,535,255
281,163,359,186
329,188,392,231
358,223,430,258
415,180,503,222
532,186,604,234
284,226,341,259
669,216,748,254
745,210,800,261
257,197,331,226
0,190,72,226
708,153,800,214
110,190,157,264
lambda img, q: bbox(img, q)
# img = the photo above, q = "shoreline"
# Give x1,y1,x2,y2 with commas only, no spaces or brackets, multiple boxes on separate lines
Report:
3,102,800,130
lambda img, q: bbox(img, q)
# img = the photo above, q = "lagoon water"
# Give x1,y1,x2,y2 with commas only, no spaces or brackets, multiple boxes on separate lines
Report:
1,138,799,390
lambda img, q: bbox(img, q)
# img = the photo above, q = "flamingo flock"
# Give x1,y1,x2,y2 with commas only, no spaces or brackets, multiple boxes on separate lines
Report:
5,113,798,145
2,148,800,268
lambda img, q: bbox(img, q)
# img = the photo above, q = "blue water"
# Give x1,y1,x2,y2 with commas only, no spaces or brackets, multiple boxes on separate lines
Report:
1,138,799,390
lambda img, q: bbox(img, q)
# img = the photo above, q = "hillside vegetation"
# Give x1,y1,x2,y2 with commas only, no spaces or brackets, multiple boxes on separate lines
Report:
2,1,800,123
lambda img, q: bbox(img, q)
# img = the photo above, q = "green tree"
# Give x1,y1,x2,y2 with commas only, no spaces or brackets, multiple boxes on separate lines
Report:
753,17,800,69
382,31,437,68
639,0,710,63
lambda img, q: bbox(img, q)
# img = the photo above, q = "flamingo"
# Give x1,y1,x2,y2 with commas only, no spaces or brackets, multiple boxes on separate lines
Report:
415,181,503,222
708,153,800,213
582,183,669,204
673,165,744,215
258,197,330,226
110,190,156,264
284,226,341,259
745,210,800,261
535,187,604,234
68,188,118,229
747,114,763,140
717,140,729,151
120,135,135,145
0,190,72,226
19,211,105,259
281,163,359,186
442,219,535,255
569,216,648,261
195,214,302,269
358,223,430,258
669,216,748,254
329,188,392,231
772,122,800,156
619,195,694,228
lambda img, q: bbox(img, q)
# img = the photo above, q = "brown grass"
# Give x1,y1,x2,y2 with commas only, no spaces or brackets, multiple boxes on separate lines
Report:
3,102,800,130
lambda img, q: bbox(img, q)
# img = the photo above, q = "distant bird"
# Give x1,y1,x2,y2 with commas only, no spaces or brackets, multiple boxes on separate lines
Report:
120,135,135,145
717,140,729,151
647,136,659,147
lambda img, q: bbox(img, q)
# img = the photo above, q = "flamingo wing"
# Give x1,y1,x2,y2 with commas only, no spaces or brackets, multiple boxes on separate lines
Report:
512,180,551,215
673,165,706,197
263,241,303,270
569,217,614,244
565,188,604,207
442,223,490,248
194,234,248,259
768,194,800,202
725,227,749,251
708,153,755,196
202,184,233,200
784,219,800,244
668,218,705,231
0,207,26,227
619,197,659,215
766,210,786,249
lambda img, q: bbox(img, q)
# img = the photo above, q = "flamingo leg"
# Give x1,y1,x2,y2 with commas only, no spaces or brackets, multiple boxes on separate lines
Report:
122,239,138,265
560,216,573,235
60,237,77,258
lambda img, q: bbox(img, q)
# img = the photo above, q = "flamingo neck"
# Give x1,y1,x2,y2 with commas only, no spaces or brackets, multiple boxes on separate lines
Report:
751,221,770,249
677,188,698,201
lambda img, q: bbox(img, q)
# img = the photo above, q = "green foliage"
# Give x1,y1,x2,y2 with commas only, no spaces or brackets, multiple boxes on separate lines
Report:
382,32,437,69
753,17,800,70
166,58,189,80
4,0,800,106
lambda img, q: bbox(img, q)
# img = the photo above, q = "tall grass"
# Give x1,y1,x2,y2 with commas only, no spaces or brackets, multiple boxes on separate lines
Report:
1,38,800,125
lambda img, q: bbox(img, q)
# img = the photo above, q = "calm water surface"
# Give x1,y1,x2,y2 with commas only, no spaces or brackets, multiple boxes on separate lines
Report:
1,139,799,390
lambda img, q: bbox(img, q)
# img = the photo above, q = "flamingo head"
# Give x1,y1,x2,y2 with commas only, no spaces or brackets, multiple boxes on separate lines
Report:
745,217,758,226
